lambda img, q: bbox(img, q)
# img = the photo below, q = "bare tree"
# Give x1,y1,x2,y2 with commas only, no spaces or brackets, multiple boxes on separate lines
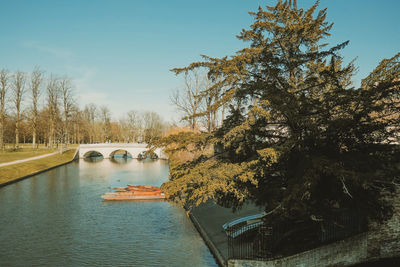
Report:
83,103,97,143
12,71,26,148
171,70,205,130
60,77,74,145
142,111,165,143
99,105,111,142
0,69,9,151
47,75,59,148
70,105,82,144
126,110,141,142
201,77,225,132
29,67,43,148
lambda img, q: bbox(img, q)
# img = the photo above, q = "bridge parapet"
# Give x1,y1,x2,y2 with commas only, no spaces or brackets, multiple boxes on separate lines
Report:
78,143,168,159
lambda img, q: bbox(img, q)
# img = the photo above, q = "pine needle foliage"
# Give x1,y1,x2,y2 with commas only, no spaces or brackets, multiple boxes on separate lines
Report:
155,0,400,232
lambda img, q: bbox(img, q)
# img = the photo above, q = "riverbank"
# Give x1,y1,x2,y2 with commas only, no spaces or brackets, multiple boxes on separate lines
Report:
0,149,77,187
189,201,263,267
189,188,400,267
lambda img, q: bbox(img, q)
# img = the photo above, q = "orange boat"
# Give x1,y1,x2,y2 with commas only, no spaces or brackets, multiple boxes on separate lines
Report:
102,185,165,200
113,185,162,192
127,185,162,191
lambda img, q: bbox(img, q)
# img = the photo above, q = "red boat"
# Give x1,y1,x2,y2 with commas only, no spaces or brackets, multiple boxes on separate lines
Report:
113,185,162,192
103,185,165,200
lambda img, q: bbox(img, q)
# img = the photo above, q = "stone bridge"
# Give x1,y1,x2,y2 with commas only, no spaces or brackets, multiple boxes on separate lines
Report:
78,143,168,159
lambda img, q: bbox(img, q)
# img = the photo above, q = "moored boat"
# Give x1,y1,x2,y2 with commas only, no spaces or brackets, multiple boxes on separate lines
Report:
127,185,161,191
113,185,162,192
102,185,165,200
101,191,166,200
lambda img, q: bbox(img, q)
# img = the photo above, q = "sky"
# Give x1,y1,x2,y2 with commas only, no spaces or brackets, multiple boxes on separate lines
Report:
0,0,399,122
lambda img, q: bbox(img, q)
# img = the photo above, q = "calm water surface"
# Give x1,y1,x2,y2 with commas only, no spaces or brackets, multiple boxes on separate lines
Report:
0,158,217,266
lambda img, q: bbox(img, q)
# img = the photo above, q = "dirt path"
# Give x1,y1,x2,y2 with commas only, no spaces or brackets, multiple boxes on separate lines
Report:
0,151,61,167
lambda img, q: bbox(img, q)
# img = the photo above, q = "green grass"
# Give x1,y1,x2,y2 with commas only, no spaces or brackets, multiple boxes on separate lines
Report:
0,144,79,163
0,148,57,163
0,149,77,185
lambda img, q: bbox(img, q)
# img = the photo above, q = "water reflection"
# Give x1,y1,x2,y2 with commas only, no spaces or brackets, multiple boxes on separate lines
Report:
0,159,217,266
110,156,132,164
83,155,103,163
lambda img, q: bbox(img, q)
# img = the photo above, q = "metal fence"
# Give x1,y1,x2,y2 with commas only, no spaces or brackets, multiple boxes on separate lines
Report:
226,211,367,260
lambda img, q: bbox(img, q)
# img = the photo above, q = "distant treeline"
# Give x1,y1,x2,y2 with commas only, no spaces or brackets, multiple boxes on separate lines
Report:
0,67,167,149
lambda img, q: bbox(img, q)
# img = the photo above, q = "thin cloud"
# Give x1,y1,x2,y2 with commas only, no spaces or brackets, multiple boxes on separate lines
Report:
21,41,75,62
72,68,110,107
78,91,109,106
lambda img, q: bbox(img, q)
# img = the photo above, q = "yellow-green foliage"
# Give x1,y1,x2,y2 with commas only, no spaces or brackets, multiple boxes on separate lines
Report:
0,149,76,185
159,0,400,228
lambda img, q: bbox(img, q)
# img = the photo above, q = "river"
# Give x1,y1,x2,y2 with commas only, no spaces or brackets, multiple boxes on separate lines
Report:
0,157,218,266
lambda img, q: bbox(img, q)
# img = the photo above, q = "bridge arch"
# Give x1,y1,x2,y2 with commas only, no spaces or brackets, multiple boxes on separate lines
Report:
137,150,159,159
109,149,133,159
78,143,168,159
83,150,104,158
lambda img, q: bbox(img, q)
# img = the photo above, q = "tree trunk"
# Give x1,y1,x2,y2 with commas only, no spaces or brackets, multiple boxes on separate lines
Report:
32,132,36,148
221,104,225,127
49,119,54,148
0,119,3,151
15,120,19,148
207,112,211,132
32,113,37,148
0,105,3,151
213,109,217,130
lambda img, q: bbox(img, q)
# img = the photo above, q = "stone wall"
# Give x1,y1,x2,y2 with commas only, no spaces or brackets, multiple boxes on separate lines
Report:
228,187,400,267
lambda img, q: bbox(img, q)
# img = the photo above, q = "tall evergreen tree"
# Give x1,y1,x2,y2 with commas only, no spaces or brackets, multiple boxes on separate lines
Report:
158,0,399,245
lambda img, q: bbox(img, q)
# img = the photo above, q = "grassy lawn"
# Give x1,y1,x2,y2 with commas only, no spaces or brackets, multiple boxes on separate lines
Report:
0,144,79,164
0,149,77,185
0,148,57,163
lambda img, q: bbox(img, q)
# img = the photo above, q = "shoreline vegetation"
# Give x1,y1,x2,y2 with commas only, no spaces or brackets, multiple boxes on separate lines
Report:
0,148,77,187
155,0,400,261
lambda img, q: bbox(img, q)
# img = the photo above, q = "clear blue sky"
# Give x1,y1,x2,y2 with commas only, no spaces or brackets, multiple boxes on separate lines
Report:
0,0,399,122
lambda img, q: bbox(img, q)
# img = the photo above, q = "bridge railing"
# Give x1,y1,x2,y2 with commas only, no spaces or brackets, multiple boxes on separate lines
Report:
79,143,148,147
78,143,168,159
226,210,367,261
